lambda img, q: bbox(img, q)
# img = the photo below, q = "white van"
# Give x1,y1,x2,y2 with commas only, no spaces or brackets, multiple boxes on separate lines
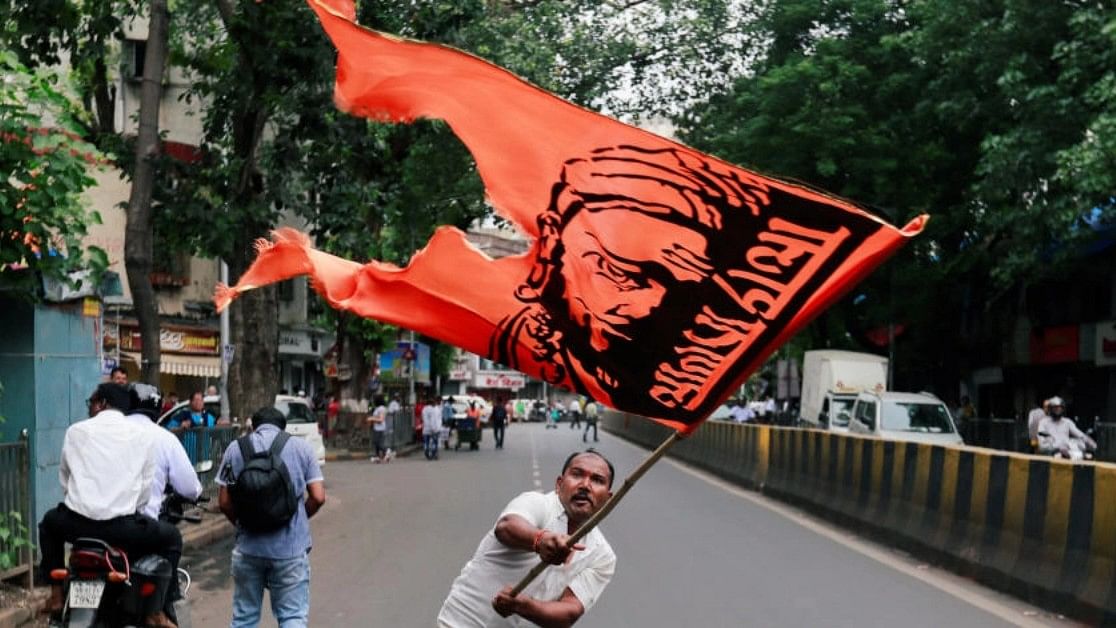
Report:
448,394,491,423
275,395,327,466
845,391,963,446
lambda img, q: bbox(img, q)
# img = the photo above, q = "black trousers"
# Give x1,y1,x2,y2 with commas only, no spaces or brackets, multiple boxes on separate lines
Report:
492,423,505,448
584,420,598,442
39,503,183,584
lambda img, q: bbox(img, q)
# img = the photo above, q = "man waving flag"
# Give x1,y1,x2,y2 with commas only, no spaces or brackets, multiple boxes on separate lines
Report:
216,0,925,433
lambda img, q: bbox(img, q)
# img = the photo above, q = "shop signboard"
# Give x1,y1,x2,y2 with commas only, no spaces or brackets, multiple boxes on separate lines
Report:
379,340,431,384
118,324,220,355
473,370,525,390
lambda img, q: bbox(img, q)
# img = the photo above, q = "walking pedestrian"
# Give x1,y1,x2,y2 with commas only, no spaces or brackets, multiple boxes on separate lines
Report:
583,400,599,442
367,395,393,463
441,397,455,450
491,396,508,450
325,396,340,440
464,400,482,451
423,394,443,460
438,449,617,627
217,406,326,628
567,397,582,429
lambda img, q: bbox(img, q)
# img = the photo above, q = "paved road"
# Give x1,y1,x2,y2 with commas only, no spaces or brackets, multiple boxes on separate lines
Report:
183,422,1078,627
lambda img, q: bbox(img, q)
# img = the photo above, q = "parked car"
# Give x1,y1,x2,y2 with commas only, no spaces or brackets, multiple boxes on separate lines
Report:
158,393,326,465
274,394,327,466
157,395,221,427
449,394,491,424
844,391,964,446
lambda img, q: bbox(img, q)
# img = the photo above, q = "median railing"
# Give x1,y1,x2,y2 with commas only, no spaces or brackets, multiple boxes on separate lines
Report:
177,426,242,495
602,411,1116,623
326,408,416,453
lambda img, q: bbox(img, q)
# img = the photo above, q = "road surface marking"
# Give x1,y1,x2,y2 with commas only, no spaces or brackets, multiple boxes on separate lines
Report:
531,430,542,489
612,436,1061,628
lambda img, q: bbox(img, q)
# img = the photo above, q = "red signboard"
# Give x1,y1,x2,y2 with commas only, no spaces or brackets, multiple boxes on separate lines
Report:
1030,325,1079,364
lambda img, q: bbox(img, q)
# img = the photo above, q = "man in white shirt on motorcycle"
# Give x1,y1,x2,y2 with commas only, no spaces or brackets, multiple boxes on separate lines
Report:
125,384,203,519
38,383,182,627
1036,396,1096,459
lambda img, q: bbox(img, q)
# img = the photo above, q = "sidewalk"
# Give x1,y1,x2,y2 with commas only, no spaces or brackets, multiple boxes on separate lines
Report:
0,508,234,628
325,441,420,462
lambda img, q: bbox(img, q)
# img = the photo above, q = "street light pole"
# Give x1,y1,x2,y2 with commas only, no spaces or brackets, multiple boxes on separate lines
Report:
408,329,416,408
219,259,231,421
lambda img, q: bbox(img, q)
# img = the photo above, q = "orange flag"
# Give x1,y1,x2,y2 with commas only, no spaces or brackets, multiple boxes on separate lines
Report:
216,0,925,433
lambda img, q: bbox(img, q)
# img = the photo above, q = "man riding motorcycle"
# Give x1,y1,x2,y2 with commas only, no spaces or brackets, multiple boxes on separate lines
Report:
126,384,203,520
38,383,183,627
1036,396,1096,459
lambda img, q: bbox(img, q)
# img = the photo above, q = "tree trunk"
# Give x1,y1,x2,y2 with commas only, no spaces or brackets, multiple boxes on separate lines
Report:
92,56,116,136
338,327,370,403
123,0,169,386
228,231,279,422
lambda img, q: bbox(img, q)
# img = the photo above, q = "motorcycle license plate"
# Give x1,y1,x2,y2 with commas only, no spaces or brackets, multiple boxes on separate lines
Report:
68,580,105,609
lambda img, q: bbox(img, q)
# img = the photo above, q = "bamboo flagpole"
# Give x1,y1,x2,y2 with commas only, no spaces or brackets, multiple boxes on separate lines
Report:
509,428,684,596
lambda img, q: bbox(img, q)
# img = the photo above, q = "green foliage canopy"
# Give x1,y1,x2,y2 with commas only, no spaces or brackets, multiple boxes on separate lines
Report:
0,50,106,296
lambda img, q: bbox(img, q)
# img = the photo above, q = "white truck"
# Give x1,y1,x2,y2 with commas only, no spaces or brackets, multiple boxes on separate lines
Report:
799,350,888,431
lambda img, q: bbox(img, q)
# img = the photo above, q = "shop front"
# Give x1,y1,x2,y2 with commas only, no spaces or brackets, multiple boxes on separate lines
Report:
105,321,221,396
279,326,333,401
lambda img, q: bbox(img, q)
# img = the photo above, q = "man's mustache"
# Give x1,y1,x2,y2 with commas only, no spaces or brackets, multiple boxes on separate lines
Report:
572,489,594,506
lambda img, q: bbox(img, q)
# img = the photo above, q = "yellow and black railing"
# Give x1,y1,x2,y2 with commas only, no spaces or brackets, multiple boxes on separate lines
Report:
602,411,1116,623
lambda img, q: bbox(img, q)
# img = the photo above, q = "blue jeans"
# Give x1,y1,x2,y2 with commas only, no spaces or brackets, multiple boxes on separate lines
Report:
231,550,311,628
424,432,439,459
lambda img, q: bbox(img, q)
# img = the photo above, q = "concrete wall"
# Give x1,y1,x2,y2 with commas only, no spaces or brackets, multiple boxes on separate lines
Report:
603,411,1116,623
0,299,102,532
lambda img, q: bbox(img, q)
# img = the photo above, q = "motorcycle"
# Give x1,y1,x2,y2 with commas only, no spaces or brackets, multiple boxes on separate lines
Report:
51,461,212,627
1037,430,1096,461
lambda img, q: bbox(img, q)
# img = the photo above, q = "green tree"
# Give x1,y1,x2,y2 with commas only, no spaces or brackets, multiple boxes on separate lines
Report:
0,49,105,296
680,0,1116,394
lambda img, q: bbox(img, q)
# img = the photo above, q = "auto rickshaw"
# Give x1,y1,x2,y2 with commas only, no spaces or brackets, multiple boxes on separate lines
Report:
454,400,483,450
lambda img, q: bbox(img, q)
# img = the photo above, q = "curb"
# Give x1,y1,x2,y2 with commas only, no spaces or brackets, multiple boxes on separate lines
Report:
182,512,235,547
326,443,421,462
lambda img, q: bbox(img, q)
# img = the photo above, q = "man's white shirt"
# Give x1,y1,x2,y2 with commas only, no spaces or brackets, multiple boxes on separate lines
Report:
439,491,616,627
1037,416,1088,452
124,413,202,518
422,404,443,434
60,409,156,520
1027,407,1047,440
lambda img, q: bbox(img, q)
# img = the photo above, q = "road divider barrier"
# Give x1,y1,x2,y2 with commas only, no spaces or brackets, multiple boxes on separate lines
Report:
601,411,1116,623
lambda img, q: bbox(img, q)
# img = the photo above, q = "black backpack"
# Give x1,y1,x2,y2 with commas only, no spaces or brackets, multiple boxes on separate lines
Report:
227,432,298,533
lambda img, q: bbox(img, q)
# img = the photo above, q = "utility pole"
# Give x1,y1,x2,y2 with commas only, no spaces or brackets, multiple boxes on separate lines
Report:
408,329,416,408
220,259,231,421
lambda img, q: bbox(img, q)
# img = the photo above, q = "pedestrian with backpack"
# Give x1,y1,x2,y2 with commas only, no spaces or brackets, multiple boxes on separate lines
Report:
217,407,326,628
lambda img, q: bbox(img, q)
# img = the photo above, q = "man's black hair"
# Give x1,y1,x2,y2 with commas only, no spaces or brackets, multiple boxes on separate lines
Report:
561,449,615,489
128,383,161,421
92,382,131,412
110,366,127,378
252,406,287,431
